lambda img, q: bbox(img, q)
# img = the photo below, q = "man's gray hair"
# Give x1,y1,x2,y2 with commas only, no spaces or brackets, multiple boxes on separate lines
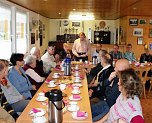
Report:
24,55,36,65
30,47,39,55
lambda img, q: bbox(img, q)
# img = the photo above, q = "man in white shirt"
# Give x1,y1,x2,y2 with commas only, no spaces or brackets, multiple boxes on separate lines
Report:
41,45,59,73
72,32,91,61
92,44,102,63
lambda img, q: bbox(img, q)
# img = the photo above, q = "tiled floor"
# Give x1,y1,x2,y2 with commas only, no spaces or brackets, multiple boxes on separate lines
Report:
141,90,152,123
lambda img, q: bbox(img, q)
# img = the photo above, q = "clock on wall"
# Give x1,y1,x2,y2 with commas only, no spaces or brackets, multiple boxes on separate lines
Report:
63,20,69,26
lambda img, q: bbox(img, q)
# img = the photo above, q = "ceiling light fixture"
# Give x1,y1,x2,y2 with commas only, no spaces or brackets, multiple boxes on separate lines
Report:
73,9,76,11
69,14,94,20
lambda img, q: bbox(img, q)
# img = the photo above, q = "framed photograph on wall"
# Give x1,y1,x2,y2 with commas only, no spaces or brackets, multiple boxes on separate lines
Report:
129,18,138,26
149,19,152,25
72,22,80,27
149,28,152,38
133,28,143,36
139,19,146,24
137,37,143,45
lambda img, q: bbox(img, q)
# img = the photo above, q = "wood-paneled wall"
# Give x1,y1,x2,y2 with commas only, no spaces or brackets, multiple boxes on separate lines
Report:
120,16,152,59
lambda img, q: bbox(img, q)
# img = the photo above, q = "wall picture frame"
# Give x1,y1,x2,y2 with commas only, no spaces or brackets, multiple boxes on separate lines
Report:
133,28,143,36
137,37,143,45
129,18,138,26
149,28,152,38
149,19,152,25
139,19,146,24
72,22,80,27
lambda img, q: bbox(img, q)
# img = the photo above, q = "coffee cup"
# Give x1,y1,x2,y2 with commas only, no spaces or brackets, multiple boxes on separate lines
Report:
73,86,80,92
75,65,79,70
59,84,66,90
38,92,45,97
69,101,77,110
85,60,88,64
74,71,79,77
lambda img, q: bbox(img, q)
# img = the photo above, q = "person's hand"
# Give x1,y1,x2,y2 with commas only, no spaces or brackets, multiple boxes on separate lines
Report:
108,71,116,82
81,54,87,57
88,89,93,97
32,85,37,90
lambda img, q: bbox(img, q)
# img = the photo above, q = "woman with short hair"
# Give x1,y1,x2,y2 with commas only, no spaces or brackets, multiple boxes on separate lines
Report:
23,55,45,89
8,53,36,99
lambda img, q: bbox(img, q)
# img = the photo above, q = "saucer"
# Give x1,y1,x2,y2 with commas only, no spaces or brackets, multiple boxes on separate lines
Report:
71,90,81,94
69,95,82,101
72,111,88,120
32,116,47,123
52,75,59,79
29,108,46,117
73,79,81,83
48,84,57,88
36,96,47,102
67,105,79,112
72,83,83,87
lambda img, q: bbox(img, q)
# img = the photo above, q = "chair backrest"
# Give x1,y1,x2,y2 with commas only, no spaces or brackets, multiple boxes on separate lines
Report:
136,67,150,84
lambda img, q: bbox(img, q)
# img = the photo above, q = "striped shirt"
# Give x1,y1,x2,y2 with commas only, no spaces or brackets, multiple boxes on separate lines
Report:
0,87,19,121
106,94,143,123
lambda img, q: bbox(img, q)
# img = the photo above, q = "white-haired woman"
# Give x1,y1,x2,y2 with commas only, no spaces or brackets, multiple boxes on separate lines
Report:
23,55,45,89
30,47,48,77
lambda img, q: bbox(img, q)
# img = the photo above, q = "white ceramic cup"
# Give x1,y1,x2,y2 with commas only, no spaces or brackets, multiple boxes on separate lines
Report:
69,101,77,110
59,84,66,90
85,60,88,64
38,92,45,97
73,86,80,92
74,71,79,76
75,65,79,70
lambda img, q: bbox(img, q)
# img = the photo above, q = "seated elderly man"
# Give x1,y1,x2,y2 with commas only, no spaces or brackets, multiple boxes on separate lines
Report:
23,55,45,89
92,44,102,63
30,47,48,77
88,52,114,101
41,44,60,73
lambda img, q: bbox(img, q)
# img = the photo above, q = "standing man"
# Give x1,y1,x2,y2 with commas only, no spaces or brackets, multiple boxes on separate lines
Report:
72,32,91,61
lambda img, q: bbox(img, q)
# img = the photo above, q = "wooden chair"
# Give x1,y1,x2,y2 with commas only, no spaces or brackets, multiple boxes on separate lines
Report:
135,67,150,98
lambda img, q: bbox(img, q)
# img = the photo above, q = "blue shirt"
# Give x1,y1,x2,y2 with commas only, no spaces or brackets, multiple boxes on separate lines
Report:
8,67,32,99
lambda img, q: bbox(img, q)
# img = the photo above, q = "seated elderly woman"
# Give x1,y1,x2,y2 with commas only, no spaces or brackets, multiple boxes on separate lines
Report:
8,53,36,99
23,55,45,89
0,59,29,113
95,68,144,123
0,60,19,122
30,47,48,77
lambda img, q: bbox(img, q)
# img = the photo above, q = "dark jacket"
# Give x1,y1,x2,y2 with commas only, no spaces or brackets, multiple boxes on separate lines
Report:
91,65,114,98
140,53,152,63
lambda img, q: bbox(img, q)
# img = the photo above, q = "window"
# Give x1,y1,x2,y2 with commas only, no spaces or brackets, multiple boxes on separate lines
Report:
16,12,27,53
0,6,11,59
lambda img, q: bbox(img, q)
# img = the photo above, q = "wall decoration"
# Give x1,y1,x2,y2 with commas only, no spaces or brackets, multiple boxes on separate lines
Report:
149,28,152,38
31,33,35,44
139,19,146,24
137,37,143,45
133,28,143,36
149,43,152,50
149,19,152,25
129,18,138,26
63,20,69,26
72,22,80,27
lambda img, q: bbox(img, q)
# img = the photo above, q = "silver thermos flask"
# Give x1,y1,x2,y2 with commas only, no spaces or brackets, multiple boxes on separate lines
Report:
45,89,65,123
64,57,71,76
92,56,98,65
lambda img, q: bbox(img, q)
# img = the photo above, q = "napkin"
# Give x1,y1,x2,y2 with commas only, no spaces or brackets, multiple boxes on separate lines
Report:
45,79,51,83
79,75,84,79
77,111,86,117
73,95,80,99
32,108,41,113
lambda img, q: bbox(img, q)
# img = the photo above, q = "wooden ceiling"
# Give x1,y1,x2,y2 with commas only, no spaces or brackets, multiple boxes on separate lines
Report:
7,0,152,20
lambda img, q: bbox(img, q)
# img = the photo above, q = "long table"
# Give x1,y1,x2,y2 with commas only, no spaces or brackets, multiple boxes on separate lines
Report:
16,66,92,123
